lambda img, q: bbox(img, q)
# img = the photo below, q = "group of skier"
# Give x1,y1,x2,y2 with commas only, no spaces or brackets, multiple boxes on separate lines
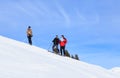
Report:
26,26,67,56
52,35,67,56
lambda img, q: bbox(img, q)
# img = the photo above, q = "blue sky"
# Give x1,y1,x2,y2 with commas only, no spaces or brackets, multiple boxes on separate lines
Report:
0,0,120,69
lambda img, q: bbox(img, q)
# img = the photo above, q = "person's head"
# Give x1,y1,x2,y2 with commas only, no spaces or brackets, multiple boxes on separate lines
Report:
61,35,64,38
56,35,58,38
28,26,31,29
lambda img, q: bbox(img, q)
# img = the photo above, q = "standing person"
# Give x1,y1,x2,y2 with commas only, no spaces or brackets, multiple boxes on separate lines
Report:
27,26,33,45
60,35,67,56
52,35,60,53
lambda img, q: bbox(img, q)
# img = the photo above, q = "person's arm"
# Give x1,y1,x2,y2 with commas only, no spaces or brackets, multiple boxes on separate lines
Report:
64,38,67,44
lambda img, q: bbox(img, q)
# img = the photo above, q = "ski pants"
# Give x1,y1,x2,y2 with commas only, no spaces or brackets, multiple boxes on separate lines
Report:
52,44,59,52
27,36,32,45
60,46,65,56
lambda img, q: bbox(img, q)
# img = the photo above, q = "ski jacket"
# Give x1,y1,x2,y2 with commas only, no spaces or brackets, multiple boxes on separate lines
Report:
60,38,67,47
52,38,60,45
27,28,32,37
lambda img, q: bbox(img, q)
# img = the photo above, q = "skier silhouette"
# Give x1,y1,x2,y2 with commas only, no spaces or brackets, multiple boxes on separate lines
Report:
27,26,33,45
59,35,67,56
52,35,60,53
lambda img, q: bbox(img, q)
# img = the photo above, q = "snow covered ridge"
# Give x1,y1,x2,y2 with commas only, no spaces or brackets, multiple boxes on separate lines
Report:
0,35,120,78
110,67,120,74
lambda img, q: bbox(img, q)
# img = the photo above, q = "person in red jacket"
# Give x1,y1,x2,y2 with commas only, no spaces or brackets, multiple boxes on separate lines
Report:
60,35,67,56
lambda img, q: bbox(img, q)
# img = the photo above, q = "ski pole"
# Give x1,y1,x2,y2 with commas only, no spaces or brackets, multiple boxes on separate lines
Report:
47,42,52,52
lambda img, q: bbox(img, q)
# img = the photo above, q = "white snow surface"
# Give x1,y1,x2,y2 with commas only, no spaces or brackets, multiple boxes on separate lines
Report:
110,67,120,75
0,36,119,78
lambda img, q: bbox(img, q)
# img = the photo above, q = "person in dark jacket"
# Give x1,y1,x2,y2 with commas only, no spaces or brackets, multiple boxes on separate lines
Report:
26,26,33,45
60,35,67,56
52,35,60,53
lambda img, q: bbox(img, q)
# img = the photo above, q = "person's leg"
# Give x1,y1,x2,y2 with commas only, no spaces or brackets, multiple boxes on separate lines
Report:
56,45,59,53
52,44,55,51
60,46,62,55
28,36,32,45
29,37,32,45
63,46,65,56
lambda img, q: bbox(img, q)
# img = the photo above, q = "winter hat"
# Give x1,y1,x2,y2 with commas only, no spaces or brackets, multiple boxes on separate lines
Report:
28,26,31,28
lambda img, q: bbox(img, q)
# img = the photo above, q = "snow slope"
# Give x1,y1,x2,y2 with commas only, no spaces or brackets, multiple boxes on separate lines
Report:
0,36,119,78
110,67,120,75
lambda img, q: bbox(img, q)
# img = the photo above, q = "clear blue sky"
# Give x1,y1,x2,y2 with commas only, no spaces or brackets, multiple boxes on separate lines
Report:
0,0,120,69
